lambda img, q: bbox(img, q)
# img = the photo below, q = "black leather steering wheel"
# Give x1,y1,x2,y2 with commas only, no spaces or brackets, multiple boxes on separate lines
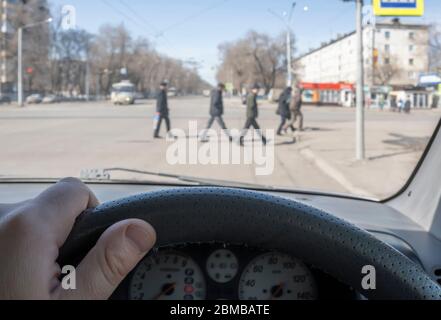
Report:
59,187,441,300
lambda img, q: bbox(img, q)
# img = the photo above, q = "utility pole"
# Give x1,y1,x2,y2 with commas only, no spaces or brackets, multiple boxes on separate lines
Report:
353,0,366,160
17,27,22,106
1,0,8,96
85,60,90,101
85,41,90,101
268,2,300,88
287,30,293,87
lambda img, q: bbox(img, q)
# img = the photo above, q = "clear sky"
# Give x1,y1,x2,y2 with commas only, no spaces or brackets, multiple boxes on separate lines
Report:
49,0,441,84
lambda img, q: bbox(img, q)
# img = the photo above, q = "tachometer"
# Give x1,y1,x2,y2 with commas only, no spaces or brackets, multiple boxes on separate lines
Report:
130,251,206,300
238,252,317,300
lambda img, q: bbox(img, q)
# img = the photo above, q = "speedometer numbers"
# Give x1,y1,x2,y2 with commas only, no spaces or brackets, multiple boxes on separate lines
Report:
130,252,206,300
238,253,318,300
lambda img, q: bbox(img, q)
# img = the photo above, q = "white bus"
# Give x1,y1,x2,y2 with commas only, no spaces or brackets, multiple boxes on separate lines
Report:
111,81,136,105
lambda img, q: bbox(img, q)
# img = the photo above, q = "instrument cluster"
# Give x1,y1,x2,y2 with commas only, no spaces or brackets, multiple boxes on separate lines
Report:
111,244,355,300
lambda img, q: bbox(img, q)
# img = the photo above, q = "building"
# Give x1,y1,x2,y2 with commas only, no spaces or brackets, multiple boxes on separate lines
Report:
296,19,431,108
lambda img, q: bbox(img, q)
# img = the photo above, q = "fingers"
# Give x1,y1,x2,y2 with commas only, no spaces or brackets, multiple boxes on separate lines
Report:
32,178,100,246
56,219,156,300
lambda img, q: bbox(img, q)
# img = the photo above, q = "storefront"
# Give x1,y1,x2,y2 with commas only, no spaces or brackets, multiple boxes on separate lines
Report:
300,82,354,106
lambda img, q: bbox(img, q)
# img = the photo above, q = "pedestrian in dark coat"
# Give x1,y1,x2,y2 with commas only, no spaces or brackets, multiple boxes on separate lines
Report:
201,83,231,141
276,87,292,135
284,87,304,132
154,82,172,138
239,84,267,146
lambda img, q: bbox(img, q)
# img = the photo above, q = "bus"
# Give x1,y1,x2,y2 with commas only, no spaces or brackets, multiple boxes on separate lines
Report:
111,81,136,105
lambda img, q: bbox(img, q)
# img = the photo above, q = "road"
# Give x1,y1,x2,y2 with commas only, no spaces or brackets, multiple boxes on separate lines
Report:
0,96,439,199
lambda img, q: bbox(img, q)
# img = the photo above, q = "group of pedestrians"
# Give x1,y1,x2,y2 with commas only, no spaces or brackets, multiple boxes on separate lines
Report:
202,83,267,146
153,81,304,145
276,86,304,136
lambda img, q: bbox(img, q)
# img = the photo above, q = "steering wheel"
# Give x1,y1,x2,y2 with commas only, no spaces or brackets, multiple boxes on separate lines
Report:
59,187,441,300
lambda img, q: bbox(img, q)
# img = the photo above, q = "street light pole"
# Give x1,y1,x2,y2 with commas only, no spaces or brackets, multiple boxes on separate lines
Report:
286,2,298,88
355,0,365,160
287,30,293,87
268,2,299,88
17,27,23,107
17,18,52,107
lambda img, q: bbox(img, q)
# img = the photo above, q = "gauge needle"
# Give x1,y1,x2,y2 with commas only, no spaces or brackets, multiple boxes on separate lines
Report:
270,283,285,300
154,283,176,300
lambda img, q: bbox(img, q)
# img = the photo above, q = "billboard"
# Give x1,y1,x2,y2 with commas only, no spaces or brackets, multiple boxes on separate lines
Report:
373,0,425,17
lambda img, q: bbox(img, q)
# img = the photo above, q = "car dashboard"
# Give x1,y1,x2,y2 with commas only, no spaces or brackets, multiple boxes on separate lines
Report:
1,182,441,299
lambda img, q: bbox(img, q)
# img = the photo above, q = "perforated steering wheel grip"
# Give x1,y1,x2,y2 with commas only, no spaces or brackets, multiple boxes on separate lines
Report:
59,187,441,300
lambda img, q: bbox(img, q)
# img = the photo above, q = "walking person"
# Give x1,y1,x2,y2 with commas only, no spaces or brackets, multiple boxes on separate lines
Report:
276,87,292,136
200,83,231,142
239,84,267,146
153,82,172,139
404,96,412,114
284,87,304,133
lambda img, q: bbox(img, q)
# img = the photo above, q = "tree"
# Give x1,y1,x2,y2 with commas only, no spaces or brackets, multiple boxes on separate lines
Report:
216,30,295,94
374,55,401,86
4,0,52,93
429,23,441,73
49,23,93,94
4,3,208,97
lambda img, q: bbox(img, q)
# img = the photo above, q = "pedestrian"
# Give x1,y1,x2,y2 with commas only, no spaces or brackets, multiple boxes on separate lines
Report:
200,83,231,142
398,98,404,113
153,81,172,139
390,97,397,112
379,95,385,111
276,87,292,136
284,87,304,132
239,84,267,146
404,97,411,114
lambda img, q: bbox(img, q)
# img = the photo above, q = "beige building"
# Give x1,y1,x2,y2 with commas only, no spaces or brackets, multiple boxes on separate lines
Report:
297,19,430,88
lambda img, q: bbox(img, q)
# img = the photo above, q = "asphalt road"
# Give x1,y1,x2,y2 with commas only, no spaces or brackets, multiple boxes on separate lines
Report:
0,96,439,197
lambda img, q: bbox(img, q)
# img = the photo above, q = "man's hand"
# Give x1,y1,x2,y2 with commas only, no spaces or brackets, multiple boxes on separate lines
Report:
0,178,156,300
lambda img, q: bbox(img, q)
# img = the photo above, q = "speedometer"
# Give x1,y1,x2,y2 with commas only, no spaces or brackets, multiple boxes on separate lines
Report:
130,251,206,300
238,252,317,300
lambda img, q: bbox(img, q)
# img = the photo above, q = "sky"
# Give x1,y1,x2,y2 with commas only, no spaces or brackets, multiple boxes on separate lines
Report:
49,0,441,84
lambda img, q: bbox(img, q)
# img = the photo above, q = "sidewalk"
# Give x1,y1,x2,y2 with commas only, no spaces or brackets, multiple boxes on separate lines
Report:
291,109,440,199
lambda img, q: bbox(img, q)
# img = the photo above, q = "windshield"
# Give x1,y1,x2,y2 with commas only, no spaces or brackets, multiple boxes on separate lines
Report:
113,86,135,93
0,0,440,200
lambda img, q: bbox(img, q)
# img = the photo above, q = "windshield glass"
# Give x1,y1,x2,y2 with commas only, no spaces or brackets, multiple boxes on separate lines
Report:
0,0,440,200
113,86,134,93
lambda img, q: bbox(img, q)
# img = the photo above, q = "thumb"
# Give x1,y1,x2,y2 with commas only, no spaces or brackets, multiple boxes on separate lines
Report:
58,219,156,300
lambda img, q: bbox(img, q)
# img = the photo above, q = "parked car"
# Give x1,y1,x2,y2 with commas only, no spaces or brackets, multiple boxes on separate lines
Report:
0,95,11,104
42,95,61,104
26,94,43,104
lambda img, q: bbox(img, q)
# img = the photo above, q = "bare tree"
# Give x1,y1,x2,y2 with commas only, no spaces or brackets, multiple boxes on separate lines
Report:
87,24,208,97
217,30,294,94
4,0,52,93
374,55,401,85
429,23,441,73
4,3,208,98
